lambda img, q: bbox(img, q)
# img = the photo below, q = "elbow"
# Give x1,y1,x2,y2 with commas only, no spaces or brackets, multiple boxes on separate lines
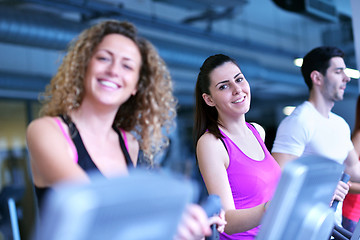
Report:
223,220,252,235
224,226,238,236
224,224,259,236
223,208,263,235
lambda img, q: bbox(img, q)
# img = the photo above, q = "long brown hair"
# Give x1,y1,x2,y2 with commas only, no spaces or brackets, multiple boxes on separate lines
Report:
193,54,238,146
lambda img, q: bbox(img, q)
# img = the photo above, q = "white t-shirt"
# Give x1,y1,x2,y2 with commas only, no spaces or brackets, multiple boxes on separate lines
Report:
272,101,354,226
272,101,353,163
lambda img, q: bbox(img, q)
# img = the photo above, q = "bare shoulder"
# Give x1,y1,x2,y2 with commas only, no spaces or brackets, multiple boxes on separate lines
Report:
197,131,221,146
27,116,90,186
197,132,228,164
26,116,69,156
27,116,59,139
249,122,266,141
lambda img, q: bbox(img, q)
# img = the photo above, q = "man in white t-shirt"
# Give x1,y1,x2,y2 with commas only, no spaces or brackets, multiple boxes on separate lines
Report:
271,46,360,227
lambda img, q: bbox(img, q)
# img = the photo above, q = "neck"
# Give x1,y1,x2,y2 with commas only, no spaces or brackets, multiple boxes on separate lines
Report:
308,90,334,118
218,114,248,136
70,100,118,136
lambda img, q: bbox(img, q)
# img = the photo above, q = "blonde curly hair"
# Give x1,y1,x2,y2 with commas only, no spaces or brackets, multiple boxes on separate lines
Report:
40,20,177,164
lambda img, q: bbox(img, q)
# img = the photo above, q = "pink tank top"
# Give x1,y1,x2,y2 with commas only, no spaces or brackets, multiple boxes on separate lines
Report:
219,123,281,240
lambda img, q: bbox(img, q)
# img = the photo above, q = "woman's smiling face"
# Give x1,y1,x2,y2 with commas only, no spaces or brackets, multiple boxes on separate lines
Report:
84,33,142,107
202,61,251,118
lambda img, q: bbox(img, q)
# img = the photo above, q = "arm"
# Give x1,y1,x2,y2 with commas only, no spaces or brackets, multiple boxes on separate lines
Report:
196,133,265,235
326,149,358,204
344,148,360,183
174,204,226,240
26,117,90,187
352,131,360,154
348,182,360,194
271,115,306,168
272,151,349,203
348,128,360,193
174,204,211,240
271,152,298,169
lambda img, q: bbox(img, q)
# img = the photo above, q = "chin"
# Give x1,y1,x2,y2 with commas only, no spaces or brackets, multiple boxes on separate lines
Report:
244,105,251,114
333,96,343,102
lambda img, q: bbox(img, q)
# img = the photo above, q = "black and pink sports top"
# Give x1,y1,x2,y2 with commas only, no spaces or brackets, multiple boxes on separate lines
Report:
34,115,133,211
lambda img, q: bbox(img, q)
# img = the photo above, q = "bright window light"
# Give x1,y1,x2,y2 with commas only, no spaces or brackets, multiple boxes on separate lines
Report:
345,68,360,79
293,58,303,67
283,106,295,116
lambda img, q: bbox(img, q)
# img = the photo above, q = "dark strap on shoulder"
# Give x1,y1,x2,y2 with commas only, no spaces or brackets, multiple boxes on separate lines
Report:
60,115,101,173
60,114,78,138
219,123,257,154
112,126,134,168
59,115,134,168
219,138,228,154
248,122,259,134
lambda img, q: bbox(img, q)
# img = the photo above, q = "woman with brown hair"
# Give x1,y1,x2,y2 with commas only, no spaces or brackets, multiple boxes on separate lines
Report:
194,54,280,239
27,20,224,240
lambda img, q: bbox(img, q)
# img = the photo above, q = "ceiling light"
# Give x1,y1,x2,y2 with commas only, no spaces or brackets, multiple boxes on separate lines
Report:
293,58,303,67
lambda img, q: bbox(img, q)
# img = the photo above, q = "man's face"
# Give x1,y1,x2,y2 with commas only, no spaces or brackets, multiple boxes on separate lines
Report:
321,57,351,102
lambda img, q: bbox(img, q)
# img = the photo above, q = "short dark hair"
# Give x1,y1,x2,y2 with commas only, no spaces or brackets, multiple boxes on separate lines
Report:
301,46,344,90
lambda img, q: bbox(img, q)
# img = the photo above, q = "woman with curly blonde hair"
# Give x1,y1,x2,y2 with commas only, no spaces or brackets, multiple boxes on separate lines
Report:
38,20,176,162
27,19,177,204
27,20,225,240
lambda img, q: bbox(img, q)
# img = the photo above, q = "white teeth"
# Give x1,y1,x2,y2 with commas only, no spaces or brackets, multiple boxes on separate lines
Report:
233,97,244,103
100,80,118,89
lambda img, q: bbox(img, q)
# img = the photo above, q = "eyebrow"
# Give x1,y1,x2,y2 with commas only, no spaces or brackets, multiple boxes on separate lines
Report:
97,49,135,62
234,72,242,78
215,72,242,87
98,49,111,54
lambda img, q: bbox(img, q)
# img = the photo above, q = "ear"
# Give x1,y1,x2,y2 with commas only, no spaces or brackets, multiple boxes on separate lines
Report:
310,70,323,86
202,93,215,107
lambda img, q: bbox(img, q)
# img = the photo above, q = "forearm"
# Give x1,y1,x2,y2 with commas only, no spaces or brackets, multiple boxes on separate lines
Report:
349,181,360,194
271,152,298,169
345,164,360,183
224,203,265,235
344,149,360,182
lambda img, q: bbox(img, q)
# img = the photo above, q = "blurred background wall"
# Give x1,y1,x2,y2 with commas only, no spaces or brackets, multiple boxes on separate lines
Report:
0,0,359,239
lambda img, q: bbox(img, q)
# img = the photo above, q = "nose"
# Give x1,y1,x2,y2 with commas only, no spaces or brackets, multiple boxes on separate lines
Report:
107,62,120,77
343,72,351,83
232,83,242,95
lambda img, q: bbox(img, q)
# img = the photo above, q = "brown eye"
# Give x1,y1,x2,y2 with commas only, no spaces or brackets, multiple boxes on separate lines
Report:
123,64,133,70
219,85,228,90
97,57,110,61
